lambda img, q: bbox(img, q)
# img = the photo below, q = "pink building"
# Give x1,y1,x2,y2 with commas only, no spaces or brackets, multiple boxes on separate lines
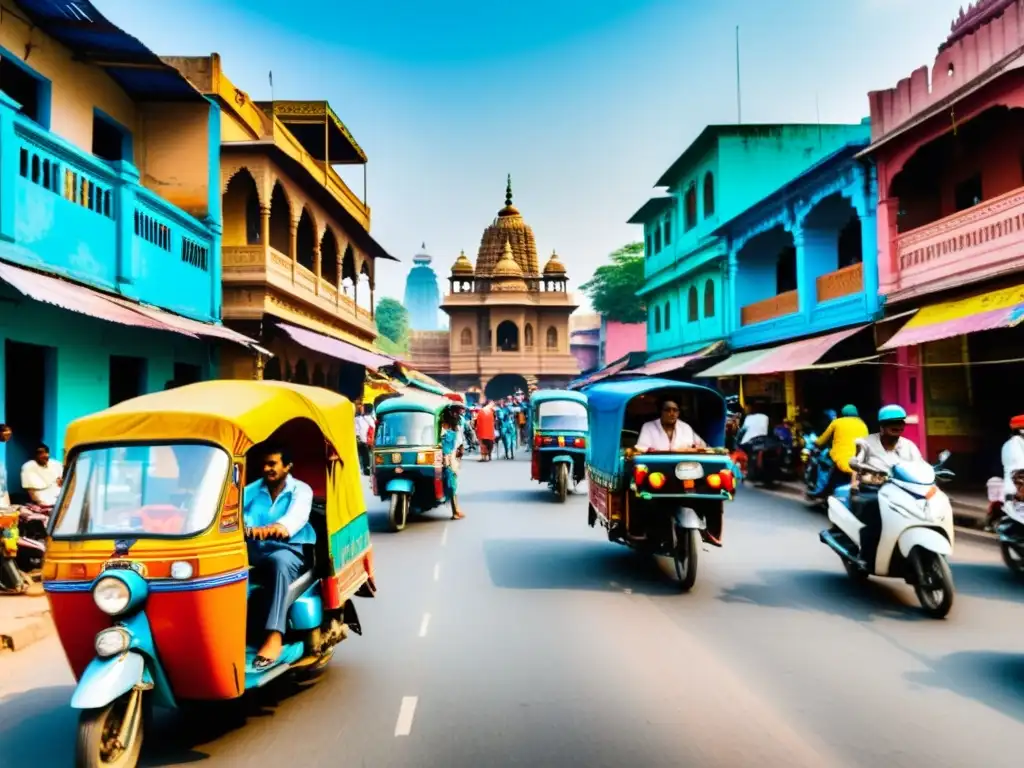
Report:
602,320,647,365
864,0,1024,476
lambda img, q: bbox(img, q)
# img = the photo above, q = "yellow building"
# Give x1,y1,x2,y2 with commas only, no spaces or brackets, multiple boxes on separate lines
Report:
442,177,578,399
165,54,396,394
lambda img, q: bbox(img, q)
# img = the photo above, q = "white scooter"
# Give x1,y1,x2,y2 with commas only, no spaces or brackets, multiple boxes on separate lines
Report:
819,443,956,618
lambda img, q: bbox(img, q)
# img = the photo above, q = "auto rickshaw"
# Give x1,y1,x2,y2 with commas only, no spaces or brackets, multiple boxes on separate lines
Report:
529,390,589,502
584,377,736,591
41,381,376,768
372,393,459,532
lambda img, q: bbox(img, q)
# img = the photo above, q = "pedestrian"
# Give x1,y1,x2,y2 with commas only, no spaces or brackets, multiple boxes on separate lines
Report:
476,403,496,462
0,424,11,508
355,404,374,476
440,411,465,519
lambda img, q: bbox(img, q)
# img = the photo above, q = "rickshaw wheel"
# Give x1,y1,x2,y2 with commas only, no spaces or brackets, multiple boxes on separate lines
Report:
555,464,569,503
388,494,409,532
672,526,699,592
75,689,144,768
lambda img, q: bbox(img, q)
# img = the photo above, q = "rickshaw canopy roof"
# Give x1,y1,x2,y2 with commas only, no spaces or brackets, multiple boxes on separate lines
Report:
530,389,589,407
64,381,355,456
585,377,727,474
375,392,451,417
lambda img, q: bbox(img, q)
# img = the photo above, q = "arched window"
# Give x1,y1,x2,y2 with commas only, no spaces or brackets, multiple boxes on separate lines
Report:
664,301,671,330
654,305,662,333
687,286,699,322
312,364,326,387
524,323,534,347
293,359,310,385
703,172,715,218
685,182,698,231
497,320,520,352
263,357,282,381
703,279,715,318
460,327,473,350
546,326,558,350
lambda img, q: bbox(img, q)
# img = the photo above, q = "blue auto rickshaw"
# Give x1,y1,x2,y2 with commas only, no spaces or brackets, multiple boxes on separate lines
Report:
584,377,737,591
529,390,589,502
372,395,453,532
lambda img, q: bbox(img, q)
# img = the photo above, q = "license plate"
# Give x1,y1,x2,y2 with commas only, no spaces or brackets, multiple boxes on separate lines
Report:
103,560,147,576
675,462,704,480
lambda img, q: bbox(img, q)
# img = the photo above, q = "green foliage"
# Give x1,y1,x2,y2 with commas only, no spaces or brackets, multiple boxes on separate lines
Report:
375,334,408,357
580,242,646,324
375,297,410,348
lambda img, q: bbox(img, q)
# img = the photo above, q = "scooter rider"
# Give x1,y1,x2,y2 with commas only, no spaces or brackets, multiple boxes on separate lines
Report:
851,404,924,567
1001,416,1024,499
812,404,868,498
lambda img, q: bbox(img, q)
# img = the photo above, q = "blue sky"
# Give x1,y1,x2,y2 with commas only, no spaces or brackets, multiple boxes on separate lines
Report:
97,0,966,303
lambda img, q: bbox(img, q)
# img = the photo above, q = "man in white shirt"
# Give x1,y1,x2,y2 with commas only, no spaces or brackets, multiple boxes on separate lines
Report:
0,424,11,508
856,406,924,471
737,407,770,445
635,399,706,453
21,443,63,507
1001,415,1024,498
354,405,374,476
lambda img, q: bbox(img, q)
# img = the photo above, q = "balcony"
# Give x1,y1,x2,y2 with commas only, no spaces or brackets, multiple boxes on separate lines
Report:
740,290,799,326
222,245,375,337
1,105,217,322
893,185,1024,297
816,263,863,303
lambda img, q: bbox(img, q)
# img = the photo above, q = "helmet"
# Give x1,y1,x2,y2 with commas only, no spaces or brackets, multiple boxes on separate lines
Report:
824,409,837,422
878,404,908,423
840,405,859,418
1010,415,1024,431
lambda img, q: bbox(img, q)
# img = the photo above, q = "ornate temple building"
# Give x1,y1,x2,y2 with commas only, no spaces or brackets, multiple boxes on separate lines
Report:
404,243,442,331
441,177,579,399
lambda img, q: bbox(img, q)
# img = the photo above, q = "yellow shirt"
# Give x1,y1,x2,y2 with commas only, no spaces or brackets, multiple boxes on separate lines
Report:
816,417,869,473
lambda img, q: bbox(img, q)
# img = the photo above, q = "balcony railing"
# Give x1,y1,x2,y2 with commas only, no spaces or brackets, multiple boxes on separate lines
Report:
816,263,863,303
4,109,217,321
740,290,799,326
222,244,375,336
895,185,1024,292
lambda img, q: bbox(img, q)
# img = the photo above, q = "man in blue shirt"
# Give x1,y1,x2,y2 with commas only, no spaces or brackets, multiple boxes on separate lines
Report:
243,442,315,670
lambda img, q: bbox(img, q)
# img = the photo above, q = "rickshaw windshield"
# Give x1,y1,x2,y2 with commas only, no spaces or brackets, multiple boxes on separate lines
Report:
376,411,436,447
51,443,230,539
537,401,588,432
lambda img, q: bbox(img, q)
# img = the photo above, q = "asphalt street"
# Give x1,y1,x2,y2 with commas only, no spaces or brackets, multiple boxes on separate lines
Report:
2,453,1023,767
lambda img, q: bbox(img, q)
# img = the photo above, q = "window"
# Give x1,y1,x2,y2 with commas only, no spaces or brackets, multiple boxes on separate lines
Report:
654,305,661,333
0,54,49,126
837,216,862,269
376,412,436,447
546,326,558,350
646,233,652,256
703,172,715,218
92,111,132,163
664,218,672,246
537,401,588,431
954,174,982,212
654,228,662,253
688,286,699,322
524,323,534,347
460,327,473,350
684,183,698,231
776,246,797,294
109,356,145,406
703,279,715,318
664,301,671,330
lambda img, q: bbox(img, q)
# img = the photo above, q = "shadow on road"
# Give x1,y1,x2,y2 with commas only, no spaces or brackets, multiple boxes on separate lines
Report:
483,537,682,595
0,685,76,767
949,562,1024,605
719,568,929,623
905,650,1024,723
462,487,551,504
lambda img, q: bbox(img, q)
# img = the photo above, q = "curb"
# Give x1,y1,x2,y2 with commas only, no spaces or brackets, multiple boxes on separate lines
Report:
761,483,998,546
1,611,52,652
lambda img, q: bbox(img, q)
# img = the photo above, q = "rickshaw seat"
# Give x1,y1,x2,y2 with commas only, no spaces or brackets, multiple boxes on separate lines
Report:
621,429,640,449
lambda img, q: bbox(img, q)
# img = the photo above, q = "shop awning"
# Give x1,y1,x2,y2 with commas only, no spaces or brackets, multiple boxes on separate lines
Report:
569,356,633,389
880,284,1024,350
275,321,392,370
634,342,726,376
696,326,866,377
0,261,265,351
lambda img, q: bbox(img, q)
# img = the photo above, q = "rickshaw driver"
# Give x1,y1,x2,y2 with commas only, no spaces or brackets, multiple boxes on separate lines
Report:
635,399,707,453
243,442,315,671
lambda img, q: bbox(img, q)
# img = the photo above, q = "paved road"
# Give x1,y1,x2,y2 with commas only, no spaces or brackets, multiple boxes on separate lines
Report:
2,454,1023,767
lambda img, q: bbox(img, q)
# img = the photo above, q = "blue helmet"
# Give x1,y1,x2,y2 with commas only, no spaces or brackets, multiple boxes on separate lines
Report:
841,405,859,417
878,404,908,423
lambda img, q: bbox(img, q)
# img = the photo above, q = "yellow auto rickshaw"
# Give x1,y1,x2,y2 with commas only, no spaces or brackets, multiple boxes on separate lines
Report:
42,381,376,768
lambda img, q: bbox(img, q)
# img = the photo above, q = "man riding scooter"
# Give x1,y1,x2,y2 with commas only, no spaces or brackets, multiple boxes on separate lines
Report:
808,405,867,500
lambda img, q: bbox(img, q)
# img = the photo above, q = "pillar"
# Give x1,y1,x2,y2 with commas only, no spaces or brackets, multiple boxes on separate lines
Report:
791,223,813,316
113,159,142,291
0,90,19,242
726,247,739,335
289,220,298,281
254,353,265,381
858,204,880,315
313,240,322,294
876,197,900,294
260,205,271,247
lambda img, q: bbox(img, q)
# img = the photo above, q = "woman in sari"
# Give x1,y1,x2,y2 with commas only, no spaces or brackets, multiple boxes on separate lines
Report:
440,410,465,519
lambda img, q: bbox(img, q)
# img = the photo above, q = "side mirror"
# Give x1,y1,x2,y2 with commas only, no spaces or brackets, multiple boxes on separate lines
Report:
937,450,951,467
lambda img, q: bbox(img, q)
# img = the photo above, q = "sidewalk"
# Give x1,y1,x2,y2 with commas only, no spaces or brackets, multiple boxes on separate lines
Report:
772,481,998,545
0,589,52,653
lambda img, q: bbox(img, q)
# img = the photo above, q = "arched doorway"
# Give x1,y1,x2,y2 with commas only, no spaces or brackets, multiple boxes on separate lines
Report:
485,373,528,401
496,320,519,352
222,169,260,245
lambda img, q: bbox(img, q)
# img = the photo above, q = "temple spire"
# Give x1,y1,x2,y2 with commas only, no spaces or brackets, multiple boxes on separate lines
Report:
505,174,513,207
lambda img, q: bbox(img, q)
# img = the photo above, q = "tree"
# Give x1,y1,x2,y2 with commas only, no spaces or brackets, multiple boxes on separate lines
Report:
375,297,410,352
580,242,646,324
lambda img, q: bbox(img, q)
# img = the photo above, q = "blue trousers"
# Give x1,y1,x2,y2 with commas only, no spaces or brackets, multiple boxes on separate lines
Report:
248,541,304,635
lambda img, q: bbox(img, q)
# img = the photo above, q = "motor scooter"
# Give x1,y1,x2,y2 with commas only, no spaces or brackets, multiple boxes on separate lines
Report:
0,510,29,594
819,443,956,618
995,469,1024,575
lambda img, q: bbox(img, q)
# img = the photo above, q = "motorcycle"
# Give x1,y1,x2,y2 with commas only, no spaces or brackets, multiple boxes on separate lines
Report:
743,434,784,487
819,444,956,618
0,510,29,594
995,470,1024,575
802,432,835,506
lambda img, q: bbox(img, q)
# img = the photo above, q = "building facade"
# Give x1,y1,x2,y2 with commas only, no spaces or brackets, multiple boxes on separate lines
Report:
864,0,1024,476
404,243,442,331
166,55,396,399
441,178,579,399
0,1,258,485
632,123,873,372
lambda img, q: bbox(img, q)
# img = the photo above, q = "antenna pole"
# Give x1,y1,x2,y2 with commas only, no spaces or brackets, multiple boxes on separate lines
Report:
735,26,742,124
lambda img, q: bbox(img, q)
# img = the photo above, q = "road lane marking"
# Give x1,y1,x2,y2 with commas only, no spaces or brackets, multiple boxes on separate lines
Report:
433,562,441,581
394,696,418,736
418,613,431,637
441,526,448,546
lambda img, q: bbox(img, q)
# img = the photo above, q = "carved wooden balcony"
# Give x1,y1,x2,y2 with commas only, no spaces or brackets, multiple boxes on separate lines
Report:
740,290,799,326
816,263,863,303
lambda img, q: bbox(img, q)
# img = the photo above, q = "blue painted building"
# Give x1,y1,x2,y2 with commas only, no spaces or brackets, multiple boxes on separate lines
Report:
0,1,257,491
631,122,874,370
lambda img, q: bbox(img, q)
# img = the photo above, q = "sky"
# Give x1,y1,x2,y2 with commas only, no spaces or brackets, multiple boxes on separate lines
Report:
95,0,968,305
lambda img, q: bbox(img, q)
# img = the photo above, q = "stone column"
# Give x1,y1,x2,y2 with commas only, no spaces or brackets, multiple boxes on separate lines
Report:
254,353,265,381
289,219,298,282
726,247,739,335
313,240,322,294
260,205,271,247
791,223,813,316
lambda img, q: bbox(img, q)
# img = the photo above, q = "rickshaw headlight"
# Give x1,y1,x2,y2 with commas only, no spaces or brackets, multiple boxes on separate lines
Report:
93,576,131,616
94,627,130,658
416,451,434,465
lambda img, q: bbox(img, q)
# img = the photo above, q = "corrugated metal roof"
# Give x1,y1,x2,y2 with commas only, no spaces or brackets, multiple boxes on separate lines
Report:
15,0,206,102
